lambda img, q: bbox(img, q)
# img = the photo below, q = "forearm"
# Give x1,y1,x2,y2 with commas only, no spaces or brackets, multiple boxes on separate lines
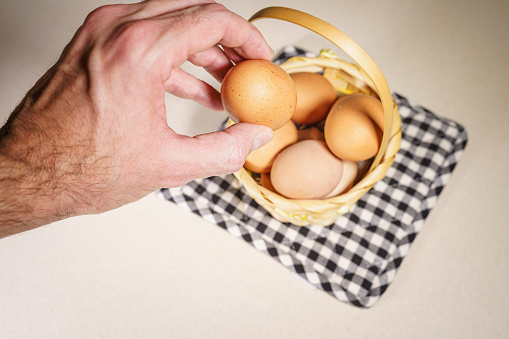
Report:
0,153,50,237
0,102,81,237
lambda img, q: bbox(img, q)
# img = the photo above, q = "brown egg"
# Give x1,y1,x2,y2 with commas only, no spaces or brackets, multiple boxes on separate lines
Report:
342,93,385,129
297,126,325,142
260,173,277,193
324,94,384,162
290,72,337,125
271,140,343,199
244,120,298,173
221,60,297,130
324,160,358,198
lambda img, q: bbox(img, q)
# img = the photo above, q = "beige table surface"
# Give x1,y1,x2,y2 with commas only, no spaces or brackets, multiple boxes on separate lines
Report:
1,0,508,338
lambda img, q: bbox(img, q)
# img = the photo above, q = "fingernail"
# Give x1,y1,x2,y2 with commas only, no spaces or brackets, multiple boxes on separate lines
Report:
252,128,273,151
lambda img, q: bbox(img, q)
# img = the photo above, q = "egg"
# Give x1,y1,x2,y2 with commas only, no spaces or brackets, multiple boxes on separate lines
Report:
339,94,385,129
290,72,337,125
324,94,384,162
270,140,343,199
324,160,359,198
297,126,325,142
220,59,297,130
260,173,277,193
244,120,298,173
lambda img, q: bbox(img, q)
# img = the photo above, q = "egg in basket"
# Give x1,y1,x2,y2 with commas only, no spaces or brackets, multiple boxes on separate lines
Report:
222,7,402,226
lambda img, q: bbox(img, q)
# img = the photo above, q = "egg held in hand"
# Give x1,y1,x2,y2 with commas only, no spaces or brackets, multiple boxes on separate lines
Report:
270,140,343,200
220,59,297,130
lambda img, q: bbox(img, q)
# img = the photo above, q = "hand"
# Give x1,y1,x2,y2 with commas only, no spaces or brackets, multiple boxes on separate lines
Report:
0,0,274,237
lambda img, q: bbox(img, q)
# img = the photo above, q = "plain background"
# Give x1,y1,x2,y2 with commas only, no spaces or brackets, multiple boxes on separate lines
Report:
1,0,508,338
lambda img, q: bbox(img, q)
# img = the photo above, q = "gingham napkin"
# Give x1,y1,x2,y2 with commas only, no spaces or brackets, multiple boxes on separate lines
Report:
159,46,468,308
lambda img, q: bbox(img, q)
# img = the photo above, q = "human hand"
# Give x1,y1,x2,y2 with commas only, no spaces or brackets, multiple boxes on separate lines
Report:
0,0,274,235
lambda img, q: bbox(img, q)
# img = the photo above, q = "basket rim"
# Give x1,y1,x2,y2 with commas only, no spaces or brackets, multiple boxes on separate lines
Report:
229,52,402,225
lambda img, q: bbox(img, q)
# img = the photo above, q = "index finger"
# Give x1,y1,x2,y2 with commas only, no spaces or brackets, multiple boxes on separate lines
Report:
158,3,273,74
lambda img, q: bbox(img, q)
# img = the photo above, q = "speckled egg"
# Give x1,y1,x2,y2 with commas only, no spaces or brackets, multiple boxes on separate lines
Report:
220,60,297,130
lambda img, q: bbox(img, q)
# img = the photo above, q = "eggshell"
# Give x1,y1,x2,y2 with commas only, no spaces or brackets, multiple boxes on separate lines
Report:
244,120,298,173
324,94,384,162
324,160,358,198
221,60,297,130
271,140,343,199
341,93,385,130
290,72,337,125
260,173,277,193
297,126,325,141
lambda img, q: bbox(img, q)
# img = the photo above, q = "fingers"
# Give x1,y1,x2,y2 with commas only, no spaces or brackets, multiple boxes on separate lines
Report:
97,2,272,100
156,4,272,108
188,45,233,82
221,47,247,65
155,3,273,77
86,2,272,81
160,123,273,186
164,68,223,111
132,0,217,19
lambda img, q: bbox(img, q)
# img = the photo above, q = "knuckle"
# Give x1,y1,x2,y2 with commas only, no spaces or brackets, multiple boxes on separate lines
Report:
83,4,126,29
96,19,154,67
82,6,107,28
81,5,138,51
226,150,245,173
204,2,227,13
189,3,229,24
202,3,229,22
115,20,153,47
224,135,247,173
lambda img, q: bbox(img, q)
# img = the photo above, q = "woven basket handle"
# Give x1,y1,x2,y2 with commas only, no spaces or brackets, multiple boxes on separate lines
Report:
249,6,393,170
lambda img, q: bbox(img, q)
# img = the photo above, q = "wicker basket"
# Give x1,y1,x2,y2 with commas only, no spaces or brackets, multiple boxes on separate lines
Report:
232,7,402,226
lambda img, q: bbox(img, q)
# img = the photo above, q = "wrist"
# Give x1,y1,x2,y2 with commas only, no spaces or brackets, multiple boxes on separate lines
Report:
0,110,84,237
0,152,60,237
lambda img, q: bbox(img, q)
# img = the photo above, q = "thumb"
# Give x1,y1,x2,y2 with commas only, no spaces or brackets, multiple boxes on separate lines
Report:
165,123,273,185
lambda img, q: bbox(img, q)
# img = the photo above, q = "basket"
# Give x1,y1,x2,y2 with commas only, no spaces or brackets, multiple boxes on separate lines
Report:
232,7,402,226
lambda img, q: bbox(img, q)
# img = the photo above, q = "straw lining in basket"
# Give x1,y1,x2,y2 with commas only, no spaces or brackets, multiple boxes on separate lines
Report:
159,46,468,308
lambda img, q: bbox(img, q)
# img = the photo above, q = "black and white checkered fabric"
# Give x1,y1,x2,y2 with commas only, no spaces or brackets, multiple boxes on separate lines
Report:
159,46,468,307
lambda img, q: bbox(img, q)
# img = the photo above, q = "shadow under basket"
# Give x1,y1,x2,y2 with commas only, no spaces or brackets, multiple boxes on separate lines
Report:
231,7,402,226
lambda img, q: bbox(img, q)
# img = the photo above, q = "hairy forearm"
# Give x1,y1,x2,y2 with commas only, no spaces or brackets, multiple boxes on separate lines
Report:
0,140,98,239
0,86,138,238
0,98,85,237
0,153,51,237
0,110,69,237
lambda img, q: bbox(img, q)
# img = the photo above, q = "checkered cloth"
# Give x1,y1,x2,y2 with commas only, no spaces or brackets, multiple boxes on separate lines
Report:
159,46,468,307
